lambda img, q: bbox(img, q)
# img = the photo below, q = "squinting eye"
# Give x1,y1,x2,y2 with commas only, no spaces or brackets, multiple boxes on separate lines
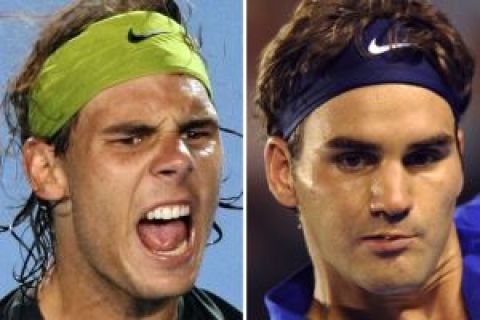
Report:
117,136,143,145
183,129,212,140
403,150,444,167
334,152,377,171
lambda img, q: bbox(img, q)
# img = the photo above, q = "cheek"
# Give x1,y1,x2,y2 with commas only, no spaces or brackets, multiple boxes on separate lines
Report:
416,156,462,206
68,155,125,200
197,140,218,158
195,150,223,204
195,140,223,176
296,170,372,253
297,162,372,222
199,141,224,184
65,157,134,267
66,150,133,227
414,160,463,233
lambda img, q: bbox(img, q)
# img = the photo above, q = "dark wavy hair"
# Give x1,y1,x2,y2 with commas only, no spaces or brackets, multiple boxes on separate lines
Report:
1,0,241,298
255,0,475,157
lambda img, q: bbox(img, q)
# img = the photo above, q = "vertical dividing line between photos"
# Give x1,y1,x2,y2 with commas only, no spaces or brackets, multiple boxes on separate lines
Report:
242,0,248,317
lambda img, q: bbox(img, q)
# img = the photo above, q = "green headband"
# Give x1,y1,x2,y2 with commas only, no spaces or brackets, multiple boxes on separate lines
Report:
28,11,211,138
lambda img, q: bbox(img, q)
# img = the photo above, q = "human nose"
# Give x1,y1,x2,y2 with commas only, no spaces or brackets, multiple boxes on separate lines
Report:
370,162,412,222
149,136,194,183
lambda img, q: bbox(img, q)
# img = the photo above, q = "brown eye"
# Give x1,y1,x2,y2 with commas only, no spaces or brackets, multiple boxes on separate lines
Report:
116,135,143,146
184,129,210,139
334,152,378,171
179,119,219,146
403,149,445,167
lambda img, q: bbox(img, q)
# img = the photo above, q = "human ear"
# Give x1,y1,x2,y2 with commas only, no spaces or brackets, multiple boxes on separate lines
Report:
456,128,464,157
22,137,69,201
264,136,298,208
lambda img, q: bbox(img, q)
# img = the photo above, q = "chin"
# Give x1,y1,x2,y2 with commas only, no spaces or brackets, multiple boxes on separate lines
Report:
368,283,420,296
132,277,197,300
362,275,426,296
121,262,200,300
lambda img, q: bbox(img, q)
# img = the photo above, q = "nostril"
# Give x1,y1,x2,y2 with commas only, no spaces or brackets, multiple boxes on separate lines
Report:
159,168,177,175
153,156,194,181
370,208,410,223
150,139,194,180
160,163,193,174
384,209,409,223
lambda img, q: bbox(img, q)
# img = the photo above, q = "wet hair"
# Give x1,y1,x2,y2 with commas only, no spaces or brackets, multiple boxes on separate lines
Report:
1,0,241,297
255,0,475,158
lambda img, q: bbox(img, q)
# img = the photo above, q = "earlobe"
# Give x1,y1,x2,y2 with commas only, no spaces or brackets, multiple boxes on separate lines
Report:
22,138,69,201
264,136,298,208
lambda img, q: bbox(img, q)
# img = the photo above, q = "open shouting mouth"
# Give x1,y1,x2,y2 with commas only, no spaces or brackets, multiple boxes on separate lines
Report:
137,203,195,265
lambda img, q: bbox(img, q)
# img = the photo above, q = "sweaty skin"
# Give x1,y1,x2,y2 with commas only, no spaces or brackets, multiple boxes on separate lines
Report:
26,74,223,320
266,84,466,320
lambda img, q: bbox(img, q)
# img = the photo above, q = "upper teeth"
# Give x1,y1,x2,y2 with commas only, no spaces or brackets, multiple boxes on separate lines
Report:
145,205,190,221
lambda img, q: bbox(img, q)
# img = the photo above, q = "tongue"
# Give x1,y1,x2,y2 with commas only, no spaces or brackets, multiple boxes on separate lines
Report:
137,220,188,252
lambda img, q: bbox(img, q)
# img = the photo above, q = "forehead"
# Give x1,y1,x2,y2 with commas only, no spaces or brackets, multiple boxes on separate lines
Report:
302,84,456,143
77,74,217,128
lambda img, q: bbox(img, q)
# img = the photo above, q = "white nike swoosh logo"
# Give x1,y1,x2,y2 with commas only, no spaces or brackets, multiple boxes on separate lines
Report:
368,38,412,55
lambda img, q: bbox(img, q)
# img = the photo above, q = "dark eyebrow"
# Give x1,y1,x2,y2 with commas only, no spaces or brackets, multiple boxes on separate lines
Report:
407,134,455,150
101,122,158,136
325,134,455,152
178,117,219,132
326,137,381,152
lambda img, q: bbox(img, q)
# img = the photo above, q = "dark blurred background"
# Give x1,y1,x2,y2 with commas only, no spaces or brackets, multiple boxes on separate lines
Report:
247,1,480,318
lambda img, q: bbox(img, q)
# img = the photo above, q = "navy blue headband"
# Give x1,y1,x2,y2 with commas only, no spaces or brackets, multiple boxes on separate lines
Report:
274,18,466,139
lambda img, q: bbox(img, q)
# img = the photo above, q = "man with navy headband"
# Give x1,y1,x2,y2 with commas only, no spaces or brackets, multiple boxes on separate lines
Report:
255,0,476,319
0,0,241,319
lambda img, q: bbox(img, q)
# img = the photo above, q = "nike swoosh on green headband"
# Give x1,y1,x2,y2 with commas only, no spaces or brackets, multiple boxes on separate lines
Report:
127,28,170,43
28,11,211,138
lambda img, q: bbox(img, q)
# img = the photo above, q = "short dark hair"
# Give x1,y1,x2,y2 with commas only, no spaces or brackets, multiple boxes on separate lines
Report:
255,0,475,157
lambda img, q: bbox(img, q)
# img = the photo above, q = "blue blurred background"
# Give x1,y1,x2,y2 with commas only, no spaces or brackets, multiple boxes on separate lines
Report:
0,0,243,311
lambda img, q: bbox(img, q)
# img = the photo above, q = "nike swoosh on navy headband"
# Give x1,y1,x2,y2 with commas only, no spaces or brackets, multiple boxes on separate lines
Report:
368,38,412,55
127,28,169,43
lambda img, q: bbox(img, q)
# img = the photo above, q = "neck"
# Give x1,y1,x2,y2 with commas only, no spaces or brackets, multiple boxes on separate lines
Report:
308,226,466,320
38,264,179,320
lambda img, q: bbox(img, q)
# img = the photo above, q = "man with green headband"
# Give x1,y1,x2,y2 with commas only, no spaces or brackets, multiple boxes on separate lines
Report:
0,1,241,319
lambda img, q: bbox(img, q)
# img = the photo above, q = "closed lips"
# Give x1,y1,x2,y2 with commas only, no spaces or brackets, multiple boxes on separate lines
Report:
362,234,413,240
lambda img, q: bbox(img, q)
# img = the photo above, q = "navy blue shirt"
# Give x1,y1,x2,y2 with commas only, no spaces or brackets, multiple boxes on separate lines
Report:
266,194,480,319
